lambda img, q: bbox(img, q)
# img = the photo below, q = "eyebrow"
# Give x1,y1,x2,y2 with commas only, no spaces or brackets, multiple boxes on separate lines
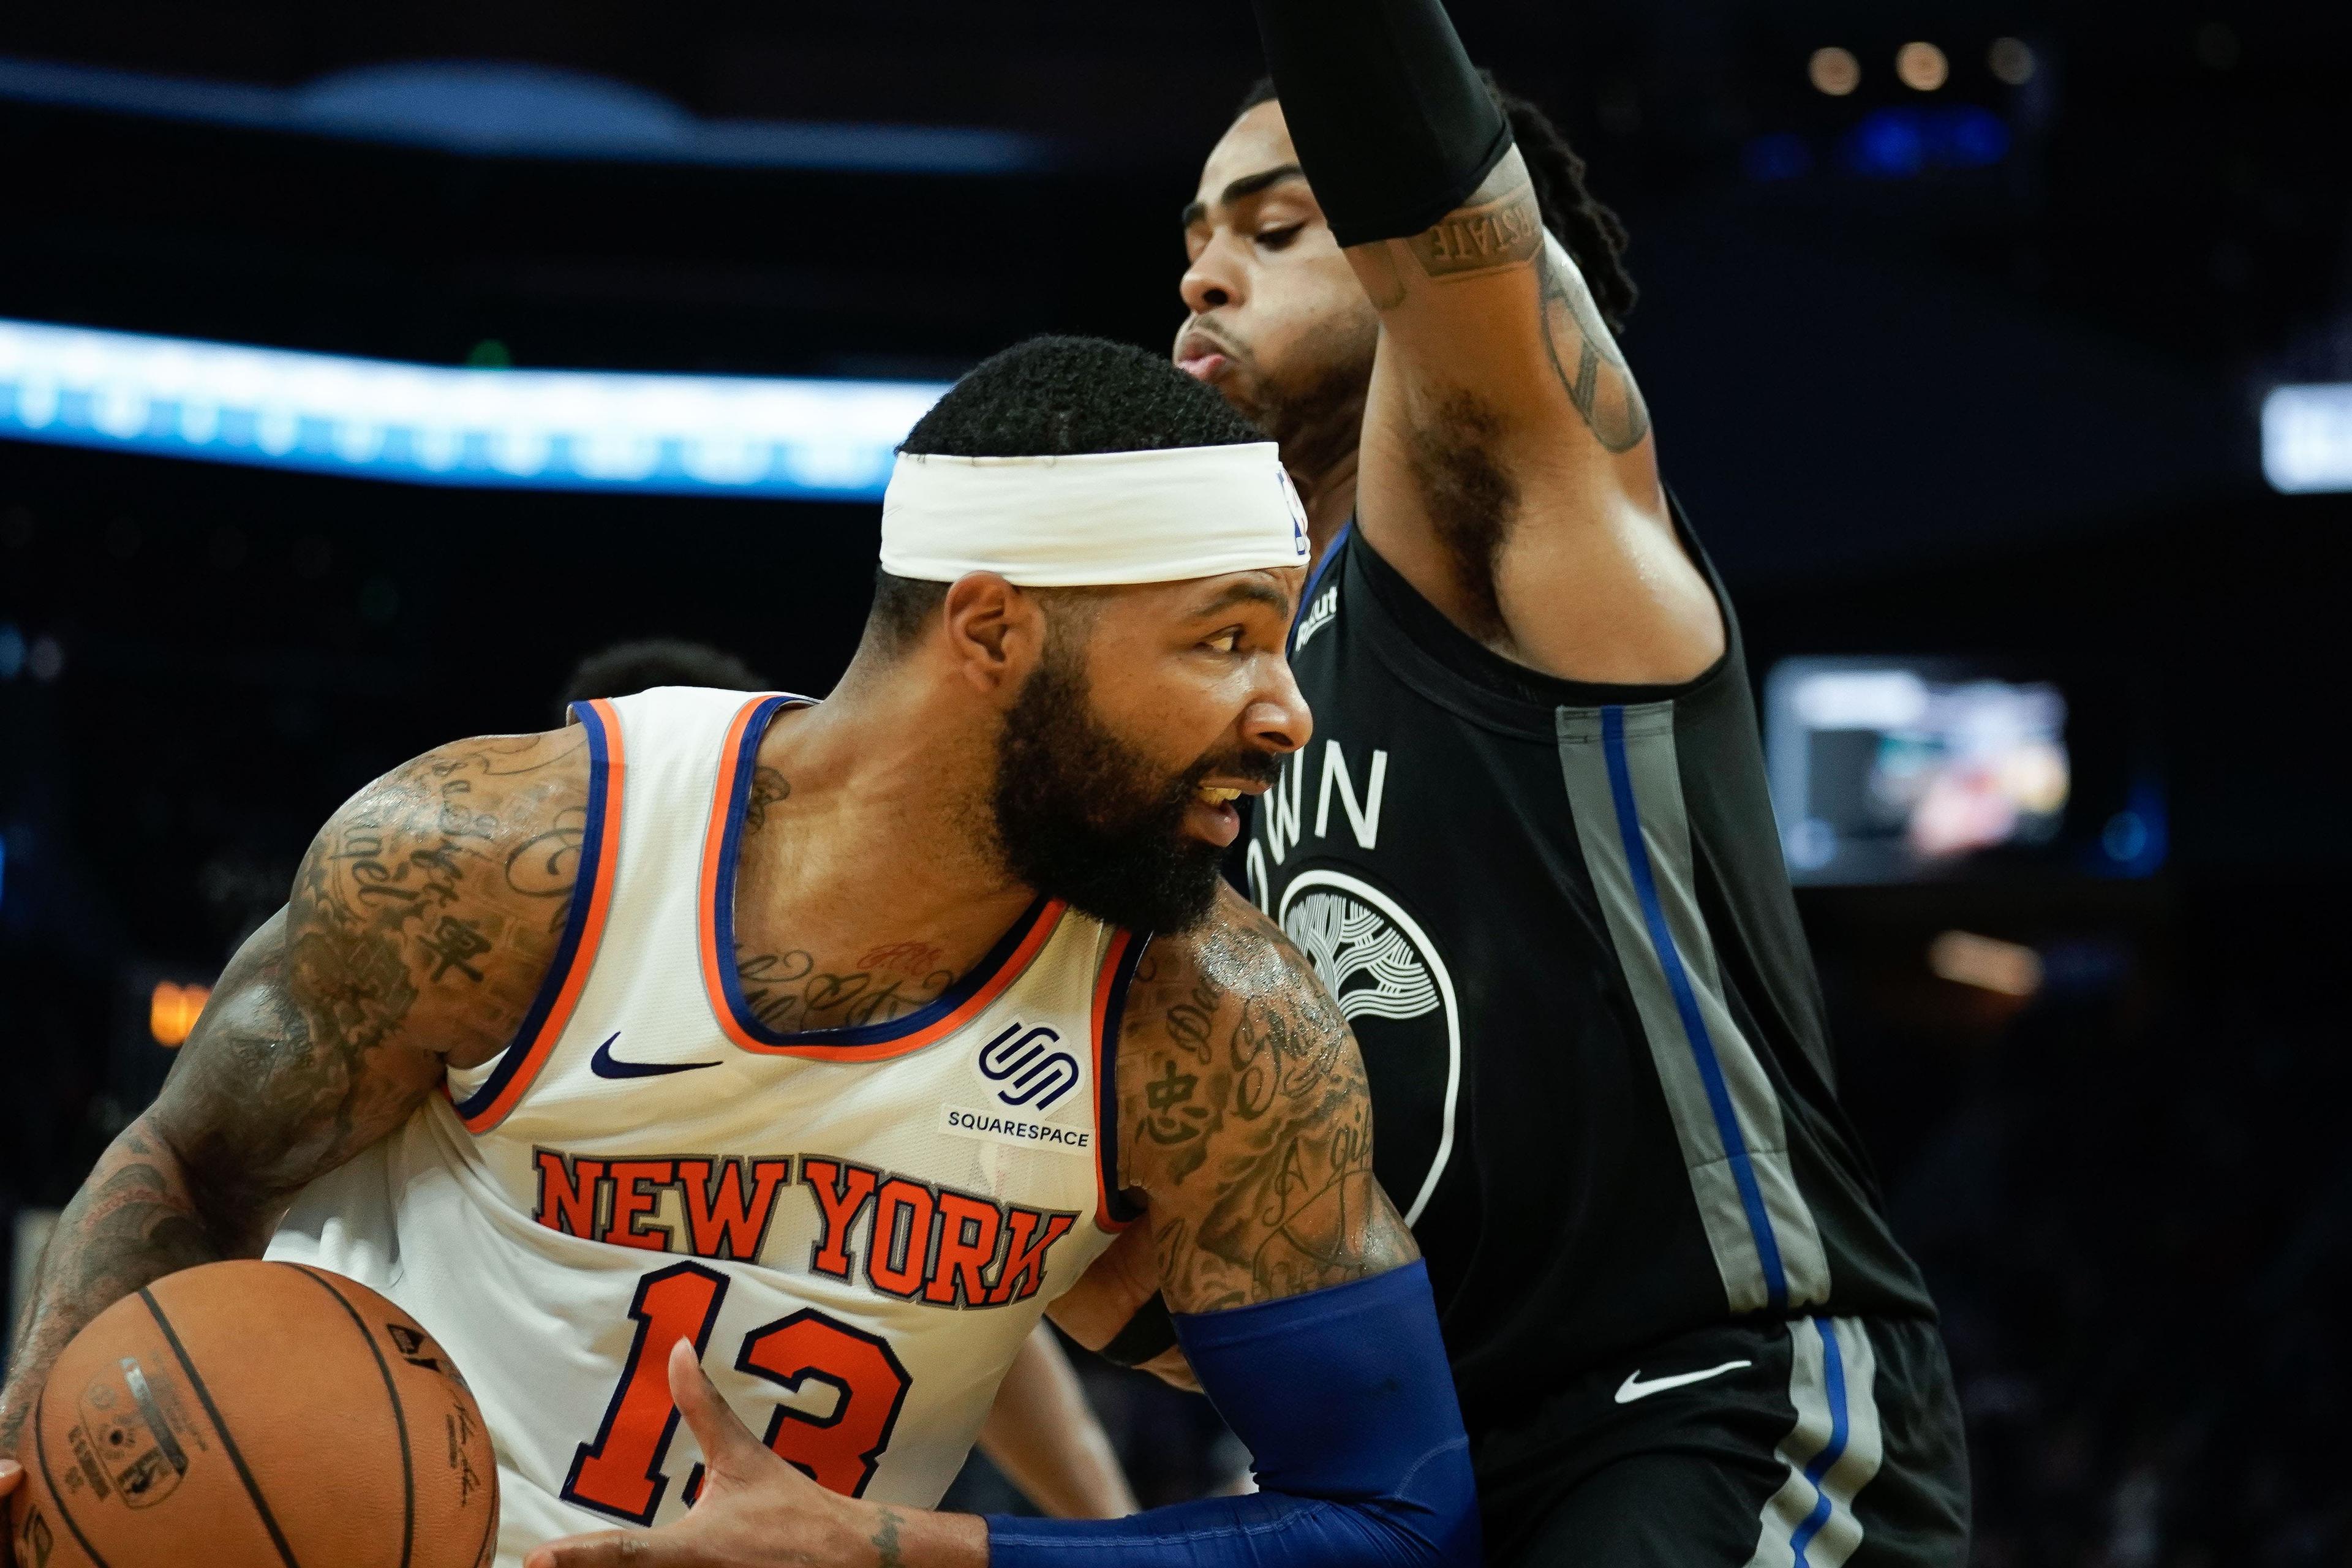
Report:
1179,163,1307,231
1190,579,1295,619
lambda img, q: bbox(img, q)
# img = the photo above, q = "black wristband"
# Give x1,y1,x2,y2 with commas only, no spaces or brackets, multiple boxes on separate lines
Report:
1248,0,1513,248
1098,1291,1178,1368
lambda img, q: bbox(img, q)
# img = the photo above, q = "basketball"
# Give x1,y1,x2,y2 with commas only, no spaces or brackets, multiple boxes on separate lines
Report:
7,1260,497,1568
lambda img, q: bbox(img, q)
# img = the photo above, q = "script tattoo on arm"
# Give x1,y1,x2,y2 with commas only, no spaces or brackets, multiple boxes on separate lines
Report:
1117,888,1418,1313
0,730,589,1454
1406,178,1545,281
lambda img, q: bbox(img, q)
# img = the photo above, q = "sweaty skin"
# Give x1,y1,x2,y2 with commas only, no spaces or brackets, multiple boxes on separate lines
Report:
1178,101,1724,685
2,564,1418,1568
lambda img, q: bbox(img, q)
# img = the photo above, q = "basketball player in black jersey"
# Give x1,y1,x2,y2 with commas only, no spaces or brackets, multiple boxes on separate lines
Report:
1077,1,1975,1561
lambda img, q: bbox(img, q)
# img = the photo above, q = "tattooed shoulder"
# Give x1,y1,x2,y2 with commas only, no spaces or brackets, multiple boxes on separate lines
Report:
287,728,593,1072
1116,886,1417,1313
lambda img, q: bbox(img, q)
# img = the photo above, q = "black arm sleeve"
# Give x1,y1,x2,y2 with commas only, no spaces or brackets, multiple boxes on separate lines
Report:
1248,0,1513,247
1099,1290,1178,1368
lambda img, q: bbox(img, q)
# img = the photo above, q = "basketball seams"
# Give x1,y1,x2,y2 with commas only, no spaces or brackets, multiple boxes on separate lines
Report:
285,1264,417,1568
137,1286,303,1568
31,1385,118,1568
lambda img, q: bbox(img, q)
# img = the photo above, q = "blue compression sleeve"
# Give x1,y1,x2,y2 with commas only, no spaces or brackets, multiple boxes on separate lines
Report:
986,1262,1479,1567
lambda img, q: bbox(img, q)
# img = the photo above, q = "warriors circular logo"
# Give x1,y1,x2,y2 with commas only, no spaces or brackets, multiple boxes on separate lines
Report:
1275,870,1460,1226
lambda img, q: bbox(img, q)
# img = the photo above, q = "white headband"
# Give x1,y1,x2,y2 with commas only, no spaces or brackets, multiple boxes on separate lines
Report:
878,442,1311,587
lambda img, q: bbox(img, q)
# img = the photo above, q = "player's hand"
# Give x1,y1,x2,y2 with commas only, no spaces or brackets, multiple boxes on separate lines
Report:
525,1341,973,1568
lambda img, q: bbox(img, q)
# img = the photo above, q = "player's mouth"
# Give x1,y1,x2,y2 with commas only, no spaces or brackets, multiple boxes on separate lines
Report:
1175,328,1234,383
1183,781,1261,848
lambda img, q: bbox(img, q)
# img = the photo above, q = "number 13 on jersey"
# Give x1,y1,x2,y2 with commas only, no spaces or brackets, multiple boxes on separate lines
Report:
561,1262,915,1525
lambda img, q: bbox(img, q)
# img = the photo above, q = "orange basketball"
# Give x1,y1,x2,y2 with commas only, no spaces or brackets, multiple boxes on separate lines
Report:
9,1259,498,1568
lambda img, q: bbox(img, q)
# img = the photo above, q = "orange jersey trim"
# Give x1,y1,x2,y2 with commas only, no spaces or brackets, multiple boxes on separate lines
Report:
453,697,627,1133
695,693,1067,1062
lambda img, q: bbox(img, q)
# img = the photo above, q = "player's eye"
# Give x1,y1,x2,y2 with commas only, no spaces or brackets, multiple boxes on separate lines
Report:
1256,225,1304,251
1202,629,1242,654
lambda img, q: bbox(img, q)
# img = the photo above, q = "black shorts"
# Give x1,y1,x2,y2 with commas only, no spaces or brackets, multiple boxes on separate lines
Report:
1472,1314,1970,1567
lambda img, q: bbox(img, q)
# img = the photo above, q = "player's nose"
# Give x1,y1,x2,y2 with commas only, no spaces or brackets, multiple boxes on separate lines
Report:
1242,659,1313,758
1180,235,1246,315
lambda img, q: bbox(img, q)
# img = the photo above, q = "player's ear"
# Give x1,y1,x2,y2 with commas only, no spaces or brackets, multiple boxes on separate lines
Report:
941,572,1045,695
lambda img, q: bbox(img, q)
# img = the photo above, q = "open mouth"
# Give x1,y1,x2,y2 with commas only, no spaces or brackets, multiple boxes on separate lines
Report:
1175,328,1235,383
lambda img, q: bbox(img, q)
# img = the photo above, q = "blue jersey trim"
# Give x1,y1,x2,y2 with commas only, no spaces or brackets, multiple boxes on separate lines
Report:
1288,519,1354,654
1095,934,1150,1227
453,699,614,1121
1598,704,1791,1311
706,696,1055,1050
1788,1317,1852,1566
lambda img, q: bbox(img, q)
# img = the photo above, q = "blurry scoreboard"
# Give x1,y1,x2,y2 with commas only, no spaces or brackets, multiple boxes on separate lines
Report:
1765,656,2162,885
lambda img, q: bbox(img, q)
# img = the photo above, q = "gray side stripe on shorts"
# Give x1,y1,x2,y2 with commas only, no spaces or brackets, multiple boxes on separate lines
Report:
1745,1316,1886,1568
1557,702,1830,1314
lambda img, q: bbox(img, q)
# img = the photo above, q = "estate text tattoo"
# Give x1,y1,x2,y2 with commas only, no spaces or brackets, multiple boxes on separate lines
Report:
1408,182,1545,280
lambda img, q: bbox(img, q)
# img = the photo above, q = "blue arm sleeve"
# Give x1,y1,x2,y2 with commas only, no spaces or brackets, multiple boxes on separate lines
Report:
986,1262,1480,1567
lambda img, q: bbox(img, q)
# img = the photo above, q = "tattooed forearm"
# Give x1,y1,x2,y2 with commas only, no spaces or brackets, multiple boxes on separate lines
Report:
2,728,587,1453
1538,246,1649,453
1120,892,1417,1313
0,1135,216,1449
871,1506,907,1568
1408,178,1545,281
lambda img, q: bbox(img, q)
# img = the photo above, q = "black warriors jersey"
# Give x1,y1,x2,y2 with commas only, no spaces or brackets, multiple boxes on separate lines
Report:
1238,508,1937,1437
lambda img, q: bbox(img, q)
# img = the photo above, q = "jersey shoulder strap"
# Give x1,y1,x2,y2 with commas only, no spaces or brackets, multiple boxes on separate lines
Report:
447,685,803,1131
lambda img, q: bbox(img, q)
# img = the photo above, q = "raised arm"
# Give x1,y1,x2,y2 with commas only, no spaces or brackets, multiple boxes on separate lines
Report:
0,730,587,1466
1254,0,1723,684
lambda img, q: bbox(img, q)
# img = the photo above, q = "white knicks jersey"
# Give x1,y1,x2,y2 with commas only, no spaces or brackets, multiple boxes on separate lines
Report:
268,687,1143,1566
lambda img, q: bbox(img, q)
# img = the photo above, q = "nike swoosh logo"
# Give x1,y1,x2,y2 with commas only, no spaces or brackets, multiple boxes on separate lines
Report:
589,1033,722,1080
1614,1359,1754,1404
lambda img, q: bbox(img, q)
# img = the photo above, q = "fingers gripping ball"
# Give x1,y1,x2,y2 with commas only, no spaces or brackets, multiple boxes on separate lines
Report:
8,1260,498,1568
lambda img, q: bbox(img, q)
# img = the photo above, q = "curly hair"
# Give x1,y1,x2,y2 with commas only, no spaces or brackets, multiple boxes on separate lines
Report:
1236,72,1638,335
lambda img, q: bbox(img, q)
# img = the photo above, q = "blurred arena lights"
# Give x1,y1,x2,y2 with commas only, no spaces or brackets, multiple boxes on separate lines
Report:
1988,38,2038,86
1842,107,2010,178
0,58,1052,175
0,318,950,499
2261,384,2352,493
1809,47,1862,96
150,982,213,1047
1896,42,1951,92
1926,931,2043,998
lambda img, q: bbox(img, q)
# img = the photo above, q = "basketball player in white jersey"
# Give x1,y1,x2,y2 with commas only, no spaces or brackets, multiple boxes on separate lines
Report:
0,337,1478,1568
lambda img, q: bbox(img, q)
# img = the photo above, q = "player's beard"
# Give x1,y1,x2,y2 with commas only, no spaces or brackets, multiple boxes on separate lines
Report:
990,641,1268,935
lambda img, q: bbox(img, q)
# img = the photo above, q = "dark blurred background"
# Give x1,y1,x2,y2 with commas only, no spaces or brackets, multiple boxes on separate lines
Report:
3,2,2350,1563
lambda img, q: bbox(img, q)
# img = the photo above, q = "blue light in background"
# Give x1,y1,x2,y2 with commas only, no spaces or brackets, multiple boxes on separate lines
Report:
0,319,950,500
2094,782,2169,878
1841,107,2011,179
1743,133,1814,183
2264,383,2352,492
0,56,1053,175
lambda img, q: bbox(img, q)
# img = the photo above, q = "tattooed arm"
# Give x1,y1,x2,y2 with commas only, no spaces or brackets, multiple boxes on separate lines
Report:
0,730,588,1465
1112,884,1417,1313
1253,0,1722,684
1047,884,1416,1379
